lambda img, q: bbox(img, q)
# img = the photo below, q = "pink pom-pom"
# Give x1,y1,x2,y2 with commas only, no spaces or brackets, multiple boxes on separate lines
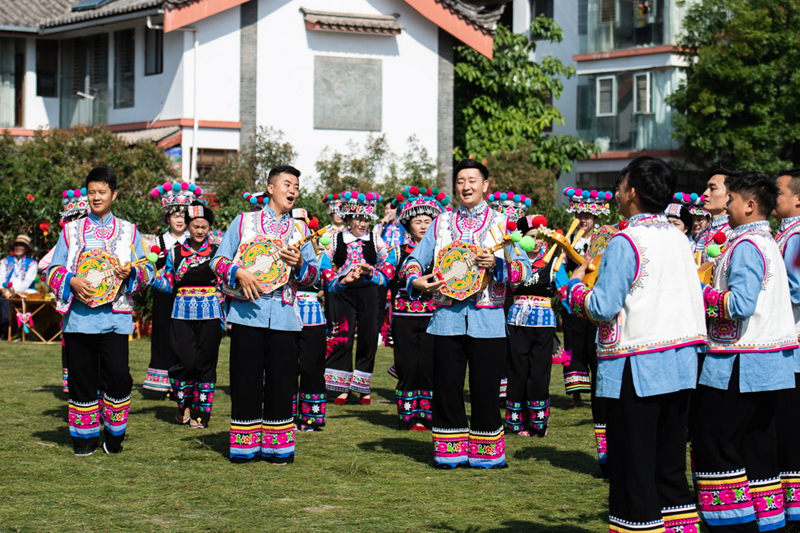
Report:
74,189,82,197
682,193,690,203
575,189,583,196
181,182,190,190
150,189,159,197
163,182,172,191
590,190,598,199
365,192,374,201
195,187,203,196
62,190,68,198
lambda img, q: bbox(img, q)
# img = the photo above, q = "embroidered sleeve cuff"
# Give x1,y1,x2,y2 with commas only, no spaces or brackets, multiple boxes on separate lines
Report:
401,261,423,298
294,262,318,286
376,262,396,287
703,285,732,320
47,267,73,302
567,281,593,320
507,259,525,288
150,273,173,293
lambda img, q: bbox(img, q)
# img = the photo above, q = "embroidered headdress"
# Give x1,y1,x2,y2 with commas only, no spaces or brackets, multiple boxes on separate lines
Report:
185,200,214,226
395,186,449,226
242,191,268,211
486,190,532,220
60,187,89,220
337,190,381,220
150,181,203,217
563,187,613,215
321,193,343,215
671,191,710,218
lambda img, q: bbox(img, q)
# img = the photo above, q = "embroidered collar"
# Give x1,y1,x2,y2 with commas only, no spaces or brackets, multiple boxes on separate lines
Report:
779,215,800,232
626,213,671,228
404,242,417,255
728,220,771,240
343,231,370,244
261,204,291,222
456,201,488,219
87,211,115,226
180,239,211,257
709,214,729,230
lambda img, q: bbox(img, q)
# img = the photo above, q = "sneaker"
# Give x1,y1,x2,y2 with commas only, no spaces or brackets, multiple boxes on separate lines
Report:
102,441,122,455
387,365,398,379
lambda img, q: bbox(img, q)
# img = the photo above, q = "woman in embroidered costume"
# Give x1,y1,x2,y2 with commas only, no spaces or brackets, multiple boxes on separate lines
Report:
503,214,561,438
774,170,800,527
694,169,735,261
559,186,613,474
150,201,222,429
211,165,319,464
38,189,91,394
47,167,152,456
390,186,448,430
665,194,695,239
323,190,398,406
291,207,332,432
143,182,200,398
0,234,38,335
568,157,707,533
402,159,531,469
692,172,798,532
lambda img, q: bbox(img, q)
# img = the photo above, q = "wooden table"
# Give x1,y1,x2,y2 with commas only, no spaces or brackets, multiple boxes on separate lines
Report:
8,293,62,344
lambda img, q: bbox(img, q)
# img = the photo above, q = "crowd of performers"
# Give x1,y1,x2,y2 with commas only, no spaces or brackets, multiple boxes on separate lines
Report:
30,155,800,531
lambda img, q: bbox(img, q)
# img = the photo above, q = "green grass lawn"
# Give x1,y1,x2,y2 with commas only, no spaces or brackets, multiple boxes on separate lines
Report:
0,338,608,532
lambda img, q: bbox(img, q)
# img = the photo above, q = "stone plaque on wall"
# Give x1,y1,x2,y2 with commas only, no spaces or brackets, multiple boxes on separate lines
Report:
314,56,381,131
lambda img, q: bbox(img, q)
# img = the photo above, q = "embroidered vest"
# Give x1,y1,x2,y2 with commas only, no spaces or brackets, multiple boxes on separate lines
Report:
57,216,136,314
595,218,707,359
432,207,508,308
708,228,798,353
238,209,303,305
776,218,800,342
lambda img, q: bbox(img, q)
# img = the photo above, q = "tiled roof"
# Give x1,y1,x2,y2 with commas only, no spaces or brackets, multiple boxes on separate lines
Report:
0,0,74,30
300,8,401,36
439,0,508,34
40,0,197,29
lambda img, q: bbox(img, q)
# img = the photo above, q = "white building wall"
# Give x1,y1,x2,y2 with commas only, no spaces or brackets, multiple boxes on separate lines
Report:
22,36,58,130
256,0,440,189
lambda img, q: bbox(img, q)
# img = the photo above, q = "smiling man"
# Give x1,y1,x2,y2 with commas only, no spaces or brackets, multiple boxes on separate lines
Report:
211,165,320,464
401,159,532,469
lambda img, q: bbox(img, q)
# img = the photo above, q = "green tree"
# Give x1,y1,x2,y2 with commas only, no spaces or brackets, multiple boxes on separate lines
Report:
0,126,173,250
453,17,595,176
667,0,800,173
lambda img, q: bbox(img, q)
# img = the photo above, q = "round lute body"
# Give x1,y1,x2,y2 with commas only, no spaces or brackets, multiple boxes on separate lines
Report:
74,249,124,307
220,234,292,300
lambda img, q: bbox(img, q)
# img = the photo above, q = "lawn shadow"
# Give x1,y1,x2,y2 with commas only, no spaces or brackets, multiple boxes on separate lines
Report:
358,436,430,465
31,385,67,401
41,407,67,421
131,404,176,424
31,429,72,448
428,518,600,532
347,404,402,430
180,430,229,458
513,444,599,476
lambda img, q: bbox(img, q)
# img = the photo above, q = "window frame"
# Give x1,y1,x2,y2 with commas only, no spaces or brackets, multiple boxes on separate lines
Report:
144,26,163,76
633,71,651,115
595,75,617,117
113,28,135,109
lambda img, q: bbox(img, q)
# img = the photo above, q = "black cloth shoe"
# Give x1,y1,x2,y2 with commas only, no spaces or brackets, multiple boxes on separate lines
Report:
102,441,122,454
263,455,294,465
73,442,97,456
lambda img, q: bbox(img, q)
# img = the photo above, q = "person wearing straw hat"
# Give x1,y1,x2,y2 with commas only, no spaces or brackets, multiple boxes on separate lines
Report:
143,181,200,398
0,234,38,336
324,190,399,406
151,201,222,429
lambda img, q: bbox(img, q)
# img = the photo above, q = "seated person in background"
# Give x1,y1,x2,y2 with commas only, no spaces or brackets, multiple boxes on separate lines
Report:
0,234,38,334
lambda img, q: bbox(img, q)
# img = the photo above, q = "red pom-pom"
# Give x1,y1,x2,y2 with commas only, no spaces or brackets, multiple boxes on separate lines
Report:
409,186,420,196
425,188,432,196
39,221,50,232
436,193,446,201
308,216,319,230
5,281,12,288
506,220,517,232
396,194,404,202
150,245,161,254
712,231,727,245
532,215,547,228
618,220,629,230
333,193,339,199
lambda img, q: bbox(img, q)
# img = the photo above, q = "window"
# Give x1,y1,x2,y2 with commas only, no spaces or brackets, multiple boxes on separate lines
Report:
114,29,134,108
59,34,108,127
144,26,162,76
596,76,616,117
634,72,651,114
599,0,615,23
36,40,58,97
578,0,588,35
0,38,24,127
531,0,553,19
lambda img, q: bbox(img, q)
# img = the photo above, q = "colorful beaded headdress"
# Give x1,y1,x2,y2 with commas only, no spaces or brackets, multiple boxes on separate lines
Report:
395,186,449,225
671,191,710,217
61,187,89,219
150,181,203,216
242,191,268,211
337,190,381,220
321,193,342,215
563,187,613,215
486,190,532,220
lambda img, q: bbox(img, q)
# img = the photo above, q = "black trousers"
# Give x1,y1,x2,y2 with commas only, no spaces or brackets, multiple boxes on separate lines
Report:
297,324,327,428
168,319,222,425
561,313,596,394
325,285,379,394
228,324,298,461
143,290,177,393
691,358,782,532
392,315,434,426
777,373,800,523
505,326,553,434
606,359,699,532
65,332,132,451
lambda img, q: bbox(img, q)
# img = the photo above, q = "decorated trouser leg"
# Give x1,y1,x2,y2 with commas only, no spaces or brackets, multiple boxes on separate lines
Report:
691,359,783,532
392,316,434,427
66,332,132,454
143,291,176,395
297,324,327,429
324,291,357,393
432,335,506,469
506,326,553,436
169,319,222,427
562,314,596,395
606,360,700,533
229,324,298,463
351,285,379,395
777,373,800,524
